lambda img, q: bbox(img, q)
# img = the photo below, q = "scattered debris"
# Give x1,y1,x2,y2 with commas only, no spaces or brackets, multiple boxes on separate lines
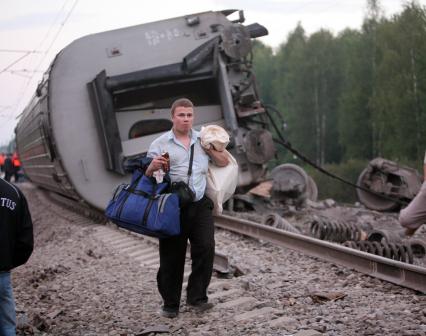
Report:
137,325,170,335
309,291,347,304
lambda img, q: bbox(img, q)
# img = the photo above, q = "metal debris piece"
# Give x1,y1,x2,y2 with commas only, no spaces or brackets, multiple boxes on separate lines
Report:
262,213,300,233
243,129,276,164
294,329,324,336
213,251,230,274
221,24,251,59
137,325,170,335
248,180,272,198
409,239,426,258
271,164,318,205
309,216,365,243
32,314,50,332
46,309,63,320
357,158,422,211
367,229,404,243
310,291,346,303
343,240,415,264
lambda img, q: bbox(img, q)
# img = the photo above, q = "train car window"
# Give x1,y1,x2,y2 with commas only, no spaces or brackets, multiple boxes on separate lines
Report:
113,77,219,111
129,119,172,139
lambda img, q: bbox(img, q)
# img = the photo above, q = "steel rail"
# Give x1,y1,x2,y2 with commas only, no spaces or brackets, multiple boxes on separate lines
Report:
214,214,426,293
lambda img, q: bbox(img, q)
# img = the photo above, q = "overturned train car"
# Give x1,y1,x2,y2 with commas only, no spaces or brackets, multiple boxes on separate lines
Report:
15,10,276,210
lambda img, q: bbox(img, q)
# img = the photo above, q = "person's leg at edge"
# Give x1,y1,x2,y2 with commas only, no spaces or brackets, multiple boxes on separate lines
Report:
399,182,426,236
0,271,16,336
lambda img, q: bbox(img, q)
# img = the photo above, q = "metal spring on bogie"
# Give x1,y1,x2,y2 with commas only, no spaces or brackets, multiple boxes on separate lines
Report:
262,213,300,233
409,239,426,259
342,240,416,264
367,229,403,244
309,217,364,243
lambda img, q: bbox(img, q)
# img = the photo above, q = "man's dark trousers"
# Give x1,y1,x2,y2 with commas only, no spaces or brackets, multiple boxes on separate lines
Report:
157,196,215,311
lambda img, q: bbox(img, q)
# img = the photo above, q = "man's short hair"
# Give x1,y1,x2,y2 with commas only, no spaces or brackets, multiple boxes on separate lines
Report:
170,98,194,116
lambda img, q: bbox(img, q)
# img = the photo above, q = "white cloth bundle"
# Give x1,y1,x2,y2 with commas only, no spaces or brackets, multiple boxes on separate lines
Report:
200,125,230,152
200,125,238,214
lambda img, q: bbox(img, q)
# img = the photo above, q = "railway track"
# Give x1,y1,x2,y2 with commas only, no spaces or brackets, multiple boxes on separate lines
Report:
15,184,425,335
214,214,426,293
47,188,426,293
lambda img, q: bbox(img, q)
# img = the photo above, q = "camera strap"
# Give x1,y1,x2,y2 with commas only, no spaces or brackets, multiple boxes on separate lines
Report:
186,144,194,184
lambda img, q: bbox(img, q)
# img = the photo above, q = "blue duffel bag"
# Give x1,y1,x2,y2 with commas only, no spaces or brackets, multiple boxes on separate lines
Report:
105,169,181,238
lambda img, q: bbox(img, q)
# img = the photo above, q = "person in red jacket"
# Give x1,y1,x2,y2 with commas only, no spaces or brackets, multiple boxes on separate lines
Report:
3,154,14,182
12,153,21,183
0,152,5,174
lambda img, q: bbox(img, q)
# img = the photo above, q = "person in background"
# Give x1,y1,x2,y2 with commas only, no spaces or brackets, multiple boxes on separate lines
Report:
0,178,34,335
145,98,229,318
0,152,5,176
399,151,426,236
12,153,21,183
3,154,14,183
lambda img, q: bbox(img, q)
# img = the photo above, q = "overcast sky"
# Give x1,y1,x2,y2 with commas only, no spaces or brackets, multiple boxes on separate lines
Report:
0,0,418,145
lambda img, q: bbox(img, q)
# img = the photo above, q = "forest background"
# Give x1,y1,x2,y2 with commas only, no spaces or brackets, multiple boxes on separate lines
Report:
252,0,426,203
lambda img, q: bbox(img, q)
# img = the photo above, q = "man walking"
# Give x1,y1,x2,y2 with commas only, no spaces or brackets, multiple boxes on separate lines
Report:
145,98,228,318
0,179,34,335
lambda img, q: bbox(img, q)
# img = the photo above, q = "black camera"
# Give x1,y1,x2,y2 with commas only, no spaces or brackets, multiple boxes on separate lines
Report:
171,181,195,207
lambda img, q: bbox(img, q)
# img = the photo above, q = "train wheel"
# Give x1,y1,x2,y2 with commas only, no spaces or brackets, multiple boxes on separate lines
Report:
356,168,400,211
307,175,318,202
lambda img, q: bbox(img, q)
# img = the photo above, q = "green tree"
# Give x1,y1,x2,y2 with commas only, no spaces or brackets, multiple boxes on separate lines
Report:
365,0,385,157
252,40,276,105
272,24,310,163
337,28,374,160
372,1,426,162
304,29,342,164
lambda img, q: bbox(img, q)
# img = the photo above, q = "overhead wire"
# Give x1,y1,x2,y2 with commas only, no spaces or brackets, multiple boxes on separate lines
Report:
0,0,72,123
41,0,80,60
0,53,31,74
15,0,79,111
0,105,13,114
0,0,79,140
14,0,79,111
6,71,32,79
0,49,42,53
5,69,43,74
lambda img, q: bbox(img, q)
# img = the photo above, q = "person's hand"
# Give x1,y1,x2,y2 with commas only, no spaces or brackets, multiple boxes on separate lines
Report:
203,143,218,153
204,146,229,167
146,156,168,176
203,146,212,154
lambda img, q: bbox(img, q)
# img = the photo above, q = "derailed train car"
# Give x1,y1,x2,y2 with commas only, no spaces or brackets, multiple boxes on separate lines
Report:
15,10,276,210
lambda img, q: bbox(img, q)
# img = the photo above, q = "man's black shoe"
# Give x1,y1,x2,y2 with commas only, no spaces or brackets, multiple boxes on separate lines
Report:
160,307,178,318
187,301,214,313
